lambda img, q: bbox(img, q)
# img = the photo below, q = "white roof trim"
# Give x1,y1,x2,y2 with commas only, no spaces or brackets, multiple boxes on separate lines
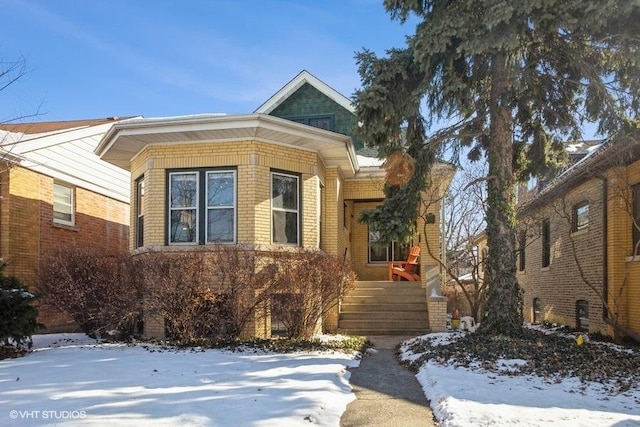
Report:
96,113,360,178
254,70,355,115
1,123,130,203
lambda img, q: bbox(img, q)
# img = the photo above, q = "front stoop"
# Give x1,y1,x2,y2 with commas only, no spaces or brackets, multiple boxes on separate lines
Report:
338,280,430,336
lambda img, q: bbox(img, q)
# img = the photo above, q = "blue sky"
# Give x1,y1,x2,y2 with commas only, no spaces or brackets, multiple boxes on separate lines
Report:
0,0,416,123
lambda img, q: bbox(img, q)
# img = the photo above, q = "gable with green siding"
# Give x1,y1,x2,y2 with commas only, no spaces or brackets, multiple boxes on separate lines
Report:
269,83,366,152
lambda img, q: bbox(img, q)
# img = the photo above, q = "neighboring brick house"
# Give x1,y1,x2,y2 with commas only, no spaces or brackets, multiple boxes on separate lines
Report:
95,70,453,338
516,134,640,339
0,118,130,332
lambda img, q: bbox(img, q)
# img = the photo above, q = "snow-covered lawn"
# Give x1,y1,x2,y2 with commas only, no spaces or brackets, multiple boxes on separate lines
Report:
400,331,640,427
0,334,358,426
2,331,639,426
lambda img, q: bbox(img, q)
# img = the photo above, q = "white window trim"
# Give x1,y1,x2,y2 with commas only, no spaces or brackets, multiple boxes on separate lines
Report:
205,170,237,244
168,169,238,245
271,171,300,245
168,171,199,245
53,182,75,226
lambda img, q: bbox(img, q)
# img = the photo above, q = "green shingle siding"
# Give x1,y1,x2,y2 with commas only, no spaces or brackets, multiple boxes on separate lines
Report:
269,83,366,152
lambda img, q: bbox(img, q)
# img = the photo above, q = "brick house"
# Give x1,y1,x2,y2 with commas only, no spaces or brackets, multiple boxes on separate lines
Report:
96,70,454,338
0,118,130,332
516,134,640,339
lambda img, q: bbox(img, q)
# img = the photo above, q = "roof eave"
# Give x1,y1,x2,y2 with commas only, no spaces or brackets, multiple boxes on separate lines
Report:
96,113,359,177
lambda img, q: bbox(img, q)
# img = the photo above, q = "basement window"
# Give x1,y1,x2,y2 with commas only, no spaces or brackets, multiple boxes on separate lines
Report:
576,300,589,331
532,298,541,323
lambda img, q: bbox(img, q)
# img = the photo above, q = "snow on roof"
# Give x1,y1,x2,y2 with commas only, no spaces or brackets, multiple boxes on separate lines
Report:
356,155,383,167
121,113,226,124
565,140,602,153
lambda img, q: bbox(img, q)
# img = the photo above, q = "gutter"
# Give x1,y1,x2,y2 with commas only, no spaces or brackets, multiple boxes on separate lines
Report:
601,177,609,323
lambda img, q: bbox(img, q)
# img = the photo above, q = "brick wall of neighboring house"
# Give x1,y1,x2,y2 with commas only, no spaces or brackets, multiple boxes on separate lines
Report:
518,177,608,335
607,162,640,337
1,165,129,333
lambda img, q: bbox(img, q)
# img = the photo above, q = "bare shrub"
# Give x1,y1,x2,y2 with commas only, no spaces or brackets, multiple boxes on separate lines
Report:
209,245,279,338
140,246,278,343
271,249,356,339
138,250,231,344
39,248,143,338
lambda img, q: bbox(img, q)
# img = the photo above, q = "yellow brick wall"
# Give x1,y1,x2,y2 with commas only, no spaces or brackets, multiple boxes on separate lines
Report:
3,167,42,284
519,177,608,335
607,163,640,337
322,168,343,257
428,295,448,332
130,141,322,249
126,139,451,338
345,176,444,284
0,165,8,266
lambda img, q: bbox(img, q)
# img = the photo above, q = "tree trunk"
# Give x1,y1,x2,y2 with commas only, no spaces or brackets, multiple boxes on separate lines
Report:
480,51,524,337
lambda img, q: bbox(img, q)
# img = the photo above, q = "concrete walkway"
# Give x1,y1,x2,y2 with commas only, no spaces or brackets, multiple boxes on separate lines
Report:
340,336,437,427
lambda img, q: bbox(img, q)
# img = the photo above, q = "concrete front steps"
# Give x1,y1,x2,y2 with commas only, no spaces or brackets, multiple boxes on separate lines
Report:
338,280,430,336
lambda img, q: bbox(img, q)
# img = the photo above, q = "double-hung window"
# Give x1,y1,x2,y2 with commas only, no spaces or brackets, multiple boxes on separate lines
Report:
168,169,236,244
541,219,551,268
572,201,589,232
135,177,145,248
53,182,74,226
517,230,526,271
271,172,299,245
633,183,640,255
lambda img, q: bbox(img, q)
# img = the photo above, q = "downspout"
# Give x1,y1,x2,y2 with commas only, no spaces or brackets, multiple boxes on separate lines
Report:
601,177,608,323
439,187,447,296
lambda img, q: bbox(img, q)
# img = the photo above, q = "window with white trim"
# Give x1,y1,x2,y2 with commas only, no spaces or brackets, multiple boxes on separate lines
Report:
53,182,74,225
271,172,299,245
168,169,236,244
136,177,145,248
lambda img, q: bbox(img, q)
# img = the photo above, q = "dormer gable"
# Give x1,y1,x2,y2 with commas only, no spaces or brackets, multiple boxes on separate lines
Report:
255,70,366,152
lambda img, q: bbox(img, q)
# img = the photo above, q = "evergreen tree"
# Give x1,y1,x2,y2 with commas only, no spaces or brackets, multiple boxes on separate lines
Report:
0,263,41,352
354,0,640,336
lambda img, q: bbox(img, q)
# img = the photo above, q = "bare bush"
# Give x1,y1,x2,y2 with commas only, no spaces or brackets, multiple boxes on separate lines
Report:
271,249,356,339
209,245,279,338
138,251,229,344
39,248,143,338
140,246,279,343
